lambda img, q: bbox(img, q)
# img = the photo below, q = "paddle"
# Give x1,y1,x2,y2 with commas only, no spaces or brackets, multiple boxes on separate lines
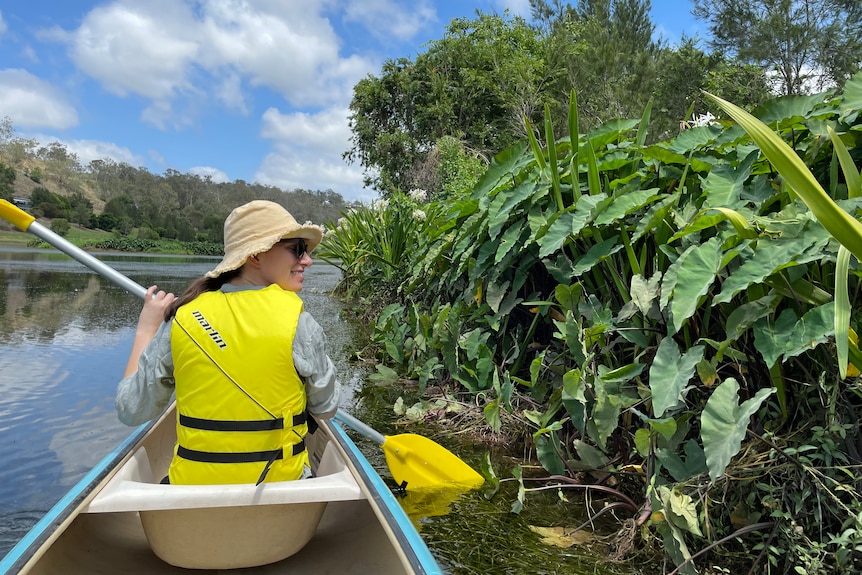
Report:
334,410,483,490
0,199,484,491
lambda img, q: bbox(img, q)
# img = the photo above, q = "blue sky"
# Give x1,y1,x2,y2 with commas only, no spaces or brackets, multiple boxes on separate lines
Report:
0,1,703,203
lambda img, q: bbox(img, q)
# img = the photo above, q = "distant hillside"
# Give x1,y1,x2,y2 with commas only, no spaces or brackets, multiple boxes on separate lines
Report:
0,134,356,243
9,158,105,212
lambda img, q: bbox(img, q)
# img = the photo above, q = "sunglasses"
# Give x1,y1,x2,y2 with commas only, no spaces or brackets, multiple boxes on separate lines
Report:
280,238,308,258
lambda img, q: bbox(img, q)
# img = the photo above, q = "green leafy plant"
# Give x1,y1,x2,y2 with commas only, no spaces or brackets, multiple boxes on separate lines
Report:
340,73,862,573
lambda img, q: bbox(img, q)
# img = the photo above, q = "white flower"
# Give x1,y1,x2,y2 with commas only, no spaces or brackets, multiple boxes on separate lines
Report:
412,209,426,221
692,112,719,127
409,188,428,203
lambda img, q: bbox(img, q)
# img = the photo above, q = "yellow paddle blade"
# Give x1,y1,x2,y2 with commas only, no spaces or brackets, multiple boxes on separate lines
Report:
382,433,484,490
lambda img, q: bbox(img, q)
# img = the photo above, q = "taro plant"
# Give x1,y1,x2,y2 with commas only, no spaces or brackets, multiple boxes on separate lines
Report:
340,74,862,573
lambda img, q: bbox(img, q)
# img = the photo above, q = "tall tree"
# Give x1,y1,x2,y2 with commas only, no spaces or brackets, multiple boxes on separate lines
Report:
0,162,15,201
693,0,862,95
652,38,771,140
532,0,660,130
345,13,548,197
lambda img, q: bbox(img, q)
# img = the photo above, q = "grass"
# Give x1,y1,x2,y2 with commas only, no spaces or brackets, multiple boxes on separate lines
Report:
0,223,113,248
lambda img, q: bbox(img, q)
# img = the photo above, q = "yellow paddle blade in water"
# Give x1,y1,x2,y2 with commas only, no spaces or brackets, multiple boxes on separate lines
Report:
382,434,484,490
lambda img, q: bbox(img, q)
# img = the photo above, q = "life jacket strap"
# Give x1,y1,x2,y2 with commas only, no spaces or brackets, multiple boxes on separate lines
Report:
176,439,306,464
179,413,307,432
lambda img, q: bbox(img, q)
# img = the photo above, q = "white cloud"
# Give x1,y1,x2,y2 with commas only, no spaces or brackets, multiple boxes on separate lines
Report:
59,3,199,101
46,0,378,127
256,150,370,201
256,107,368,200
188,166,230,183
260,106,352,155
0,10,7,37
20,44,39,63
343,0,437,42
0,69,78,129
213,71,248,114
22,0,422,202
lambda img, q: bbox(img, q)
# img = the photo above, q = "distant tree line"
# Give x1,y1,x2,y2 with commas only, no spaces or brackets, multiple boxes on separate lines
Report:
0,117,357,243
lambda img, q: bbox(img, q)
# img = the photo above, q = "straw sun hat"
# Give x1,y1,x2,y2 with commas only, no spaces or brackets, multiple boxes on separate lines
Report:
206,200,324,278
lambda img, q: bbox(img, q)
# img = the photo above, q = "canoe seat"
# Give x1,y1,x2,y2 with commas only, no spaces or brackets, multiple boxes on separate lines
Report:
85,441,364,569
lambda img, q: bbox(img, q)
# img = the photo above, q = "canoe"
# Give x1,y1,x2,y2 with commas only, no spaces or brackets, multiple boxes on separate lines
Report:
0,403,443,575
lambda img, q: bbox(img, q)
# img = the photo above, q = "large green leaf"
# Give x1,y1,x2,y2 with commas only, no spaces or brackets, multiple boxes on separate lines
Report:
706,91,862,264
841,72,862,115
593,188,662,226
538,212,573,258
649,337,704,418
656,440,707,482
556,312,587,365
544,104,563,210
713,231,830,305
719,294,780,358
665,237,723,335
701,378,775,481
585,139,601,196
630,272,662,317
562,368,587,434
485,280,510,314
754,303,835,366
586,118,640,149
494,222,525,264
536,194,606,258
828,125,861,198
643,144,714,172
657,485,703,537
754,93,832,127
667,125,723,154
554,282,583,314
835,246,852,378
573,439,609,469
700,150,756,208
589,378,622,450
571,237,623,276
632,194,678,242
535,433,567,475
474,141,529,199
488,178,538,240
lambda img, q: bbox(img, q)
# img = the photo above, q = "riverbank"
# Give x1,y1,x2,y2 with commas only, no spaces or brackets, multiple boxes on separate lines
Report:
0,225,221,256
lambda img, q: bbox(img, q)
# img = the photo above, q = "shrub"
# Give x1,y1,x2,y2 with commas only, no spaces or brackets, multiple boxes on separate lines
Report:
49,218,70,237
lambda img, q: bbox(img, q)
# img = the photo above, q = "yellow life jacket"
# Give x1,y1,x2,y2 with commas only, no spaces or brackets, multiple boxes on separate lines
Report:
168,285,308,485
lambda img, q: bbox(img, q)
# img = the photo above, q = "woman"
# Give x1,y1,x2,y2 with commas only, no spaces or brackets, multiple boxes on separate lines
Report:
116,200,340,485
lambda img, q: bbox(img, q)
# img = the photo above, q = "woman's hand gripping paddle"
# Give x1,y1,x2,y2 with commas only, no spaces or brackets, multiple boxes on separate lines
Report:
0,199,485,491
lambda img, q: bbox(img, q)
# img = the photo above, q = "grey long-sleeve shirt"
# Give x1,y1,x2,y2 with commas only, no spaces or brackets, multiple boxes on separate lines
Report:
115,287,340,426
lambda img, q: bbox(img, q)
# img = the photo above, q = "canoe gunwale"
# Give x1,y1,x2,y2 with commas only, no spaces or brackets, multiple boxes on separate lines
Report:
322,418,441,575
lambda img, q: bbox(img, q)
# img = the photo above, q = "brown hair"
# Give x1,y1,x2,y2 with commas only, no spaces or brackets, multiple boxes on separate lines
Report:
164,269,241,321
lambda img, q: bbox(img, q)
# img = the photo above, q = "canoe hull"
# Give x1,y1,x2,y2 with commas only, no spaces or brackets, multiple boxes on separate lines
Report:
0,404,441,575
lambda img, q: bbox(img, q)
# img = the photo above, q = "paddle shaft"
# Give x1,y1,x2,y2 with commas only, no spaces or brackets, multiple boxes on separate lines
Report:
334,410,385,446
0,200,148,299
0,199,394,448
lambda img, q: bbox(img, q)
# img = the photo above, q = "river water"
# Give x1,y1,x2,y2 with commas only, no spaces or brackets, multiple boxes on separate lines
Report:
0,247,639,575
